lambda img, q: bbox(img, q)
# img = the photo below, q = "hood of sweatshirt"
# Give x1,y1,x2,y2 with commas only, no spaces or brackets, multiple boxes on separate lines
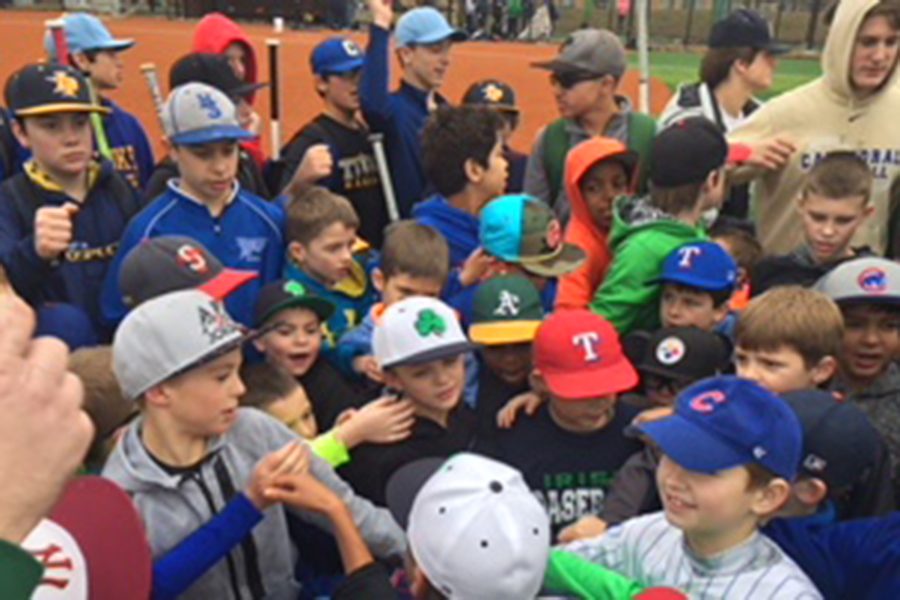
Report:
192,13,258,100
564,137,636,239
822,0,900,105
608,195,700,250
412,196,480,266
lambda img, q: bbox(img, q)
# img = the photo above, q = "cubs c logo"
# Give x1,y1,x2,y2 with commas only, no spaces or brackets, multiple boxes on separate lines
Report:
689,390,726,413
858,268,887,293
572,331,601,362
677,246,703,269
177,244,208,274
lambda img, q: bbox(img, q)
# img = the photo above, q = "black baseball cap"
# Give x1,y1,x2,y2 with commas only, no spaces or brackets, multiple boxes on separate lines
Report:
169,53,267,101
708,9,789,54
254,279,335,327
462,79,519,113
120,236,258,307
628,326,732,383
781,390,881,491
649,117,729,187
5,63,110,118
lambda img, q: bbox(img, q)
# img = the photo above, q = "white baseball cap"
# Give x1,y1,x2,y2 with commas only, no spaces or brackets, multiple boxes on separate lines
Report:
373,296,473,369
162,82,254,146
113,289,253,400
386,453,550,600
815,257,900,305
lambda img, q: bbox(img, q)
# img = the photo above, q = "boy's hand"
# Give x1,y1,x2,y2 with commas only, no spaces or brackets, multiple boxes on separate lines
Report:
496,391,543,429
368,0,394,28
298,144,334,183
352,355,384,383
246,441,310,510
631,406,673,427
744,137,796,171
557,515,608,544
459,247,495,288
335,396,415,448
240,107,262,136
34,203,79,261
264,471,346,517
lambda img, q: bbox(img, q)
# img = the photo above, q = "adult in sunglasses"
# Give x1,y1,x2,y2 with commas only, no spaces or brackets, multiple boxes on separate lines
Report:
524,28,656,223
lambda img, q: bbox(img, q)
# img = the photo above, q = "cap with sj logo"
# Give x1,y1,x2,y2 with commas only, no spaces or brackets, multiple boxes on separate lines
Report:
162,82,254,146
469,275,544,346
5,63,110,118
533,309,638,400
374,296,474,369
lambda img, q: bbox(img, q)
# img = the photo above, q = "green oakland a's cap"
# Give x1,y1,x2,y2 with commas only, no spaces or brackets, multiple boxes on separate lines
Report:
469,275,544,345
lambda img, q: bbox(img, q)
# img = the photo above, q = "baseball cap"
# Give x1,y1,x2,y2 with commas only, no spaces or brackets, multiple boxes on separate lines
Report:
120,236,258,307
462,79,519,113
656,241,738,292
782,390,880,490
45,12,134,59
709,9,789,54
649,117,728,187
161,82,254,146
254,279,336,327
534,309,638,400
113,290,255,400
5,63,110,118
311,38,365,75
815,257,900,305
532,29,626,79
395,7,467,48
385,453,550,600
469,275,544,345
170,53,267,101
632,327,733,383
637,376,803,479
373,296,473,369
21,476,152,599
480,195,586,278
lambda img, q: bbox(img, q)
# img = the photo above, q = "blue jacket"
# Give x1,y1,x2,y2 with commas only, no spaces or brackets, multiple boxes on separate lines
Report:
0,160,141,340
0,107,26,182
102,181,284,327
360,24,447,217
412,195,480,269
101,98,155,190
764,504,900,599
336,308,377,377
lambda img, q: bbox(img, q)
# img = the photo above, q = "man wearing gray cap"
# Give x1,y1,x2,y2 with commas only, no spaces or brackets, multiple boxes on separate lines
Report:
524,29,656,223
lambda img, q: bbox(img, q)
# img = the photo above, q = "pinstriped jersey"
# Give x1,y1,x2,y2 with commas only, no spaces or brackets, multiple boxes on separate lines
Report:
562,512,822,599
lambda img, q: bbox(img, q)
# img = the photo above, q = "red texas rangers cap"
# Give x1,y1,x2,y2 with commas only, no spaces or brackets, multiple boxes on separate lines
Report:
21,476,152,599
533,309,638,400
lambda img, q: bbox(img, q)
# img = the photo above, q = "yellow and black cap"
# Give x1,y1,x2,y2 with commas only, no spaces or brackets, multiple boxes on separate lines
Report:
5,63,109,118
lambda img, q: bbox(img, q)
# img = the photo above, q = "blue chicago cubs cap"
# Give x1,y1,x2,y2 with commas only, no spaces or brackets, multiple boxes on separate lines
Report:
162,82,254,146
395,7,466,48
655,241,738,292
637,376,803,479
311,38,365,75
45,13,135,59
815,257,900,305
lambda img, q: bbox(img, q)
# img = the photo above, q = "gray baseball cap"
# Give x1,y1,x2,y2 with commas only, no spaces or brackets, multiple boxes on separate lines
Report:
815,257,900,305
162,82,254,146
113,290,254,400
532,29,626,79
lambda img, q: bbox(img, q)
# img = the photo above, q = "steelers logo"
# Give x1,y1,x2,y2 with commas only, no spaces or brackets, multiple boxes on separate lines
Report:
655,336,686,366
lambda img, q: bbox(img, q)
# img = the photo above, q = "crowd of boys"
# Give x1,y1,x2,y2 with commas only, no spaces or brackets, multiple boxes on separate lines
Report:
1,0,899,598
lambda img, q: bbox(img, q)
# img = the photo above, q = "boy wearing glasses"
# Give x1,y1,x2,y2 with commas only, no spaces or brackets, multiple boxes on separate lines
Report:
525,28,656,222
278,38,389,248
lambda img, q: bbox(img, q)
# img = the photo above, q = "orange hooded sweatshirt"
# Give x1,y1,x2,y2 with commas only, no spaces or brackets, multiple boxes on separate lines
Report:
556,138,635,310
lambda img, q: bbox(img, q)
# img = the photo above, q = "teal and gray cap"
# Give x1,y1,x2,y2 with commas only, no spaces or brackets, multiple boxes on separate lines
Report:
162,82,254,146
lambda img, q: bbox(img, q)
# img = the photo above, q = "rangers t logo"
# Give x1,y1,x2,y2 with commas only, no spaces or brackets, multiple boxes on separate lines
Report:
677,245,703,268
572,331,601,362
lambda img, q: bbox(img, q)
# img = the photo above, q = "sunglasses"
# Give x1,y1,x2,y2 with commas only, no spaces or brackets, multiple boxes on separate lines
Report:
550,71,604,90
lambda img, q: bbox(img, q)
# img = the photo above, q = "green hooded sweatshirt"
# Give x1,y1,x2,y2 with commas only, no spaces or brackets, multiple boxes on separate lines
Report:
589,196,705,335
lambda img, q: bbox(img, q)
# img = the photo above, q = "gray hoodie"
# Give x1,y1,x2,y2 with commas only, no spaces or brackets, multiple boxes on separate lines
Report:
103,408,406,599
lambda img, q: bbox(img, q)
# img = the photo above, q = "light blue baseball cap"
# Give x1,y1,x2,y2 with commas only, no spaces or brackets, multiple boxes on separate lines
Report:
395,7,466,48
45,13,134,59
162,83,254,146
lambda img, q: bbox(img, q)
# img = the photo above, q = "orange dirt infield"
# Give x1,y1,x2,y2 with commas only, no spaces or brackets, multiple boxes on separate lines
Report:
0,10,672,159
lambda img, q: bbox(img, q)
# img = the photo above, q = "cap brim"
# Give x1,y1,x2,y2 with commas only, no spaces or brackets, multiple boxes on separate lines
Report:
651,273,734,291
258,296,336,327
232,82,268,100
469,320,542,345
85,39,135,53
519,243,586,278
15,103,111,117
763,42,790,56
530,59,601,75
542,356,638,399
170,125,256,145
385,457,446,529
198,268,259,301
831,294,900,306
637,413,748,475
636,363,694,383
316,58,365,75
382,341,475,369
399,28,467,48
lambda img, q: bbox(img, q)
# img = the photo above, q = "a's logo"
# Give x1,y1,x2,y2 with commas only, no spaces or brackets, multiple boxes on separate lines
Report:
197,92,222,119
49,71,80,98
858,267,887,293
342,40,362,56
176,244,209,274
236,237,267,263
198,301,237,344
494,290,521,317
655,336,686,365
415,308,447,338
689,390,726,414
572,331,601,362
482,83,505,103
677,245,703,269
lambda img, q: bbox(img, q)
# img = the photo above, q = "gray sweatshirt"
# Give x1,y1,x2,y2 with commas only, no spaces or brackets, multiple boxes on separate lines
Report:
103,408,406,599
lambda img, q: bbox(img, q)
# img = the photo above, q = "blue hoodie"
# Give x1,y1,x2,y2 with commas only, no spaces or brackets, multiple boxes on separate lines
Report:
412,195,480,269
101,98,155,190
102,181,284,327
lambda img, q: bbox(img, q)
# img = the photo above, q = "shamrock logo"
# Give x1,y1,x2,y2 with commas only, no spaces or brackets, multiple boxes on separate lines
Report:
415,308,447,338
49,71,80,98
284,280,307,297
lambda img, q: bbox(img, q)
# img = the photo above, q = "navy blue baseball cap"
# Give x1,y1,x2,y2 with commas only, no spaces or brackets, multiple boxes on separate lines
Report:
395,7,466,48
655,241,738,292
637,376,803,480
311,38,365,76
708,9,789,54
